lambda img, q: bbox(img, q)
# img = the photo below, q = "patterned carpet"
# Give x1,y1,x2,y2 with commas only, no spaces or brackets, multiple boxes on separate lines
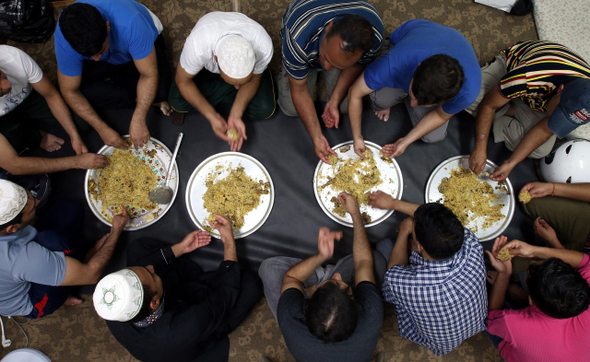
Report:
1,0,537,361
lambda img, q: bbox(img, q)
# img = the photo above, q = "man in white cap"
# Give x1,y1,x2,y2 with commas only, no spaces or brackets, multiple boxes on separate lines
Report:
95,214,263,362
0,179,129,318
169,11,275,152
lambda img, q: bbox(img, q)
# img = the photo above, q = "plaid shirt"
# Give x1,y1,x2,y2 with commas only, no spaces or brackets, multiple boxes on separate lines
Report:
383,228,488,356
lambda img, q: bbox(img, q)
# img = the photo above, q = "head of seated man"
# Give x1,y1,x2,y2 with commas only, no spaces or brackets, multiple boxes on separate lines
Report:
0,186,38,236
526,257,590,319
0,70,12,96
59,3,110,60
94,266,164,323
410,54,465,108
305,272,358,343
413,203,465,261
214,35,256,90
319,14,375,71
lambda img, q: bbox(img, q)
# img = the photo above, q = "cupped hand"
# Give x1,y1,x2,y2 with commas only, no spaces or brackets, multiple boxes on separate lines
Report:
227,115,247,152
353,138,367,158
485,235,512,275
314,136,337,164
490,161,515,181
382,138,408,158
179,230,212,254
112,205,130,231
521,182,552,199
210,113,230,142
503,239,535,259
338,192,359,216
317,227,342,259
210,214,234,242
368,190,395,210
321,101,340,129
534,217,560,246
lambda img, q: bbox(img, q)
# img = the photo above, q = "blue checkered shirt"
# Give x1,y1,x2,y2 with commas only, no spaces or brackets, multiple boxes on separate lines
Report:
382,228,488,356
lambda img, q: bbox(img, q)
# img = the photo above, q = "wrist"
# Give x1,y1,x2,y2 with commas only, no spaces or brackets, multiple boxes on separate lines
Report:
171,243,184,258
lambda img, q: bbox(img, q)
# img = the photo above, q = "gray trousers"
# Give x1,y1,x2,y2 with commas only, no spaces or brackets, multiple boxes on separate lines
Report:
258,251,386,321
464,54,556,159
277,66,348,117
370,87,444,143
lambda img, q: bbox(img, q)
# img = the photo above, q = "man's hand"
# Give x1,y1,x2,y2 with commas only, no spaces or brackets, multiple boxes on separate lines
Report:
521,182,552,200
321,101,340,129
399,216,414,236
76,153,108,169
368,190,396,210
70,136,88,155
111,206,130,231
227,114,247,152
210,113,230,143
338,192,359,216
210,214,234,242
490,160,516,181
382,138,409,158
317,227,342,259
314,135,337,164
173,230,212,257
503,239,536,259
485,235,513,275
534,217,562,247
353,137,367,158
469,146,487,174
99,127,127,149
129,119,150,149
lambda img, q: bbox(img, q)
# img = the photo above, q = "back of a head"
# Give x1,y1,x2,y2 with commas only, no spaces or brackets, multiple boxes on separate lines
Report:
412,54,464,106
414,203,464,260
326,14,374,54
306,282,359,343
59,3,107,57
527,258,590,319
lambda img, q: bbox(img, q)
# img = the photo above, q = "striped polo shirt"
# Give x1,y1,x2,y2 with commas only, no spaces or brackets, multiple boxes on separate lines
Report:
499,40,590,111
280,0,383,80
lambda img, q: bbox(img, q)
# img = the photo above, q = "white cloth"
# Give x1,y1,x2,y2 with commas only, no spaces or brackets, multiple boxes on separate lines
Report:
0,180,27,225
94,269,144,322
0,45,43,116
179,12,273,76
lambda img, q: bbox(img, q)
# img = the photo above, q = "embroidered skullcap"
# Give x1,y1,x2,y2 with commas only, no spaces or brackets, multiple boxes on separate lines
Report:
0,180,27,225
216,34,255,79
93,269,144,322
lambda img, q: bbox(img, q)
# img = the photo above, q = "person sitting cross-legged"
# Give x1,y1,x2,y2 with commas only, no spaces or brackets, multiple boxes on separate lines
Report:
258,192,386,362
370,191,488,356
94,215,263,362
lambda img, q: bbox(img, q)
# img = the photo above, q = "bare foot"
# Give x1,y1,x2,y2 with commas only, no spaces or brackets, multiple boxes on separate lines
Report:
154,101,173,117
40,131,65,152
374,108,390,122
64,295,83,306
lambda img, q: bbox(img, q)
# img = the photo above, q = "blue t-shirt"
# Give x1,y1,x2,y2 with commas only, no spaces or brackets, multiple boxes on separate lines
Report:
54,0,159,77
364,19,481,115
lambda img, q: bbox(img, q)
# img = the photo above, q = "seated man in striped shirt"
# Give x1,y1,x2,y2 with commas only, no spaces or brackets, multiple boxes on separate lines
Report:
370,191,488,356
466,40,590,181
278,0,383,163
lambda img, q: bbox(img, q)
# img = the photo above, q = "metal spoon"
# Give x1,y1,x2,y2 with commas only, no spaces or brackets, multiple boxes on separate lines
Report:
149,132,183,204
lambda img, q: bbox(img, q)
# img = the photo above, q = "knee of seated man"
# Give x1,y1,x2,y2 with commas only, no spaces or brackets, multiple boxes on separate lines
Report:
420,131,447,144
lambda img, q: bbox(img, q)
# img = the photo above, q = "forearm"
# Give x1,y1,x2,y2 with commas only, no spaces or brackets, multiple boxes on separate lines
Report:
1,154,82,175
388,231,410,268
131,73,158,124
553,183,590,202
390,199,420,217
230,74,262,119
488,271,510,310
45,92,81,141
505,119,553,165
284,253,327,284
403,108,450,144
177,79,218,123
61,88,110,133
85,228,124,283
473,105,496,151
291,83,322,140
349,90,364,141
221,237,238,262
351,212,373,273
532,245,584,268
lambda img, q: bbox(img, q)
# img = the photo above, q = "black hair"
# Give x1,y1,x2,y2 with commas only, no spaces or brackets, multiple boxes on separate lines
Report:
59,3,107,57
306,281,358,343
526,258,590,319
412,54,464,106
413,203,464,260
326,14,374,54
0,212,23,231
128,277,158,323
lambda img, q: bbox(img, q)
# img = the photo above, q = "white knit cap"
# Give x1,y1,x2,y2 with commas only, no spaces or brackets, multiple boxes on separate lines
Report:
93,269,144,322
215,34,255,79
0,180,27,225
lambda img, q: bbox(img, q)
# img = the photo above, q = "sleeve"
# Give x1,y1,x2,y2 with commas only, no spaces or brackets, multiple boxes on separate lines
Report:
178,35,205,76
498,69,526,100
576,254,590,281
253,30,274,74
126,241,176,270
281,30,309,80
277,288,306,325
54,26,85,77
363,55,390,91
13,48,43,84
127,14,158,61
381,267,402,304
355,281,383,317
486,309,513,340
12,243,67,286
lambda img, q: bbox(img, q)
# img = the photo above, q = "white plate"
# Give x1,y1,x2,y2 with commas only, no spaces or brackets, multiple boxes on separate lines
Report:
85,135,179,231
313,141,403,227
424,155,515,242
185,152,275,239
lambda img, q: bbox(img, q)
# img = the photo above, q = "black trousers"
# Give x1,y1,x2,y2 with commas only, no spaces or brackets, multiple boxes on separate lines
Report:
79,34,172,109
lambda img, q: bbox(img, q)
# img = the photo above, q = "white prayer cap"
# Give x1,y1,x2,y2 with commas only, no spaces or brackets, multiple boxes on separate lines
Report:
216,34,255,79
0,180,27,225
93,269,144,322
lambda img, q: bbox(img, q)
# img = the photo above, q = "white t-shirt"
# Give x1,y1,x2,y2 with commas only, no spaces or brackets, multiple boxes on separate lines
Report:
179,12,273,76
0,45,43,116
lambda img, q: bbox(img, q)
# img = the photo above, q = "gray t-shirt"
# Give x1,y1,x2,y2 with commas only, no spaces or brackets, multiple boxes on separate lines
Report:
0,225,67,316
278,281,383,362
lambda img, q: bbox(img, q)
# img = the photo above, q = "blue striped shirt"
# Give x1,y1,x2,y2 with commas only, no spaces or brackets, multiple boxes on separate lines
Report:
382,228,488,356
280,0,383,80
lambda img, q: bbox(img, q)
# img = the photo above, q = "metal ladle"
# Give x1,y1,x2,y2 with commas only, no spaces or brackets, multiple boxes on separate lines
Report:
149,132,183,204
